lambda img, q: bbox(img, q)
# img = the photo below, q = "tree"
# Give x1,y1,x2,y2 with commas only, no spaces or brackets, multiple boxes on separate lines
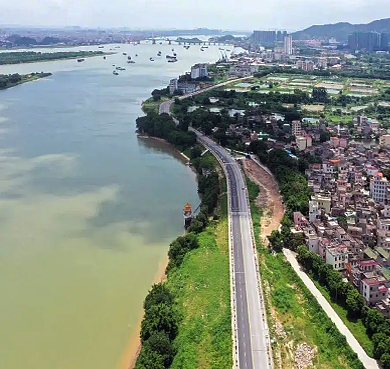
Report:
381,353,390,369
190,144,203,159
135,345,166,369
346,289,365,317
268,230,283,252
140,303,179,342
143,332,176,367
320,131,331,143
373,334,390,359
144,283,174,311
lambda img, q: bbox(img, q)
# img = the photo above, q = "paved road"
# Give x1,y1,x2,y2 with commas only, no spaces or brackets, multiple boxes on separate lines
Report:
194,130,272,369
158,76,252,115
284,249,380,369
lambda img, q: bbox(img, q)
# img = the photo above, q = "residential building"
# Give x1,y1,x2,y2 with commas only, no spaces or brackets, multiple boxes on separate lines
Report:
292,120,301,137
325,245,348,271
370,172,388,204
169,78,178,95
296,60,315,71
284,34,293,55
362,277,390,306
190,63,208,79
348,31,381,51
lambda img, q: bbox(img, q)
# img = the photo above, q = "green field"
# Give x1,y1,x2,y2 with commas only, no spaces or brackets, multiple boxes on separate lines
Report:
167,187,232,369
142,96,171,115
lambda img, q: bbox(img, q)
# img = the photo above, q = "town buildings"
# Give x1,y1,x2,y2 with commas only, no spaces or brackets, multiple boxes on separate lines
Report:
293,119,390,318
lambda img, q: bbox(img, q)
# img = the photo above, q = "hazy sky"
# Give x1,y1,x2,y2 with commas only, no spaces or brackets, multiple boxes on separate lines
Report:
1,0,389,31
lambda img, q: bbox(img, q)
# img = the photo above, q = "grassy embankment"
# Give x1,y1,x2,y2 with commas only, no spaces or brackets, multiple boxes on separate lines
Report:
142,97,171,115
135,152,232,368
167,158,231,368
246,177,363,369
0,72,52,90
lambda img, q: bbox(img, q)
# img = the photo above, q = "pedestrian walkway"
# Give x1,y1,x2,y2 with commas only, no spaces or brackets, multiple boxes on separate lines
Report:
284,248,380,369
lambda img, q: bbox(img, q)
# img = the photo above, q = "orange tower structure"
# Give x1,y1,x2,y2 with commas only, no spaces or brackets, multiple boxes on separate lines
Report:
183,202,193,228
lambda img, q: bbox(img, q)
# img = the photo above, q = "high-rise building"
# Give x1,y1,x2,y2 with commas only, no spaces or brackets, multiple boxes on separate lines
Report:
252,30,277,44
292,120,301,137
284,34,293,55
190,63,208,79
381,33,389,51
370,172,389,204
348,31,382,51
296,60,315,71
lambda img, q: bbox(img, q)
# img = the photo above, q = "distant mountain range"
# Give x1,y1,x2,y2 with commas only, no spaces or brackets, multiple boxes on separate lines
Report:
293,18,390,41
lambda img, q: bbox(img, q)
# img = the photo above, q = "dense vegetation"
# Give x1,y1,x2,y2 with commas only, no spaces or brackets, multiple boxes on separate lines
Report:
136,113,196,151
297,246,390,367
0,51,104,65
0,72,51,89
136,152,228,368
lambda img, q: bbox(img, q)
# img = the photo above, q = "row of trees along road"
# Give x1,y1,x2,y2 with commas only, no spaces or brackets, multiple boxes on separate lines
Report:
296,246,390,369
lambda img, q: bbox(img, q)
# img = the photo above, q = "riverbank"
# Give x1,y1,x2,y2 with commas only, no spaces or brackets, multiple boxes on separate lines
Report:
132,151,232,368
121,255,169,369
0,51,106,65
137,135,191,163
0,72,52,90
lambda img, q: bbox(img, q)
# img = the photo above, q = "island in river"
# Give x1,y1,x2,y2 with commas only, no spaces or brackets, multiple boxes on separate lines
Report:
0,72,52,90
0,51,105,65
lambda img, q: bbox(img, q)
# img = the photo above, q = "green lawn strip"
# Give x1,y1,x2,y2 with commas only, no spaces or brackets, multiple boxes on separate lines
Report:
311,279,374,357
142,96,170,115
167,161,231,369
167,220,232,369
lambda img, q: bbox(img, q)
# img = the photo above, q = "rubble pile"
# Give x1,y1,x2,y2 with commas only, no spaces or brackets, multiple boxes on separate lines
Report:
295,343,314,369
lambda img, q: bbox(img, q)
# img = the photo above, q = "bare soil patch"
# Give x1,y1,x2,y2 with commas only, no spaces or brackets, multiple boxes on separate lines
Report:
243,159,285,244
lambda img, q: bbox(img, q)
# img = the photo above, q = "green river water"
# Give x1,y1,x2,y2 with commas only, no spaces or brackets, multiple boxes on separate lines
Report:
0,42,220,369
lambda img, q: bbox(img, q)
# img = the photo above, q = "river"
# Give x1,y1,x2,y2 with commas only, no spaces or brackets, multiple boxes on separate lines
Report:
0,42,220,369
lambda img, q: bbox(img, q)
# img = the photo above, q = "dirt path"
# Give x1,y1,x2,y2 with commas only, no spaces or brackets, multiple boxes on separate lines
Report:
243,158,285,244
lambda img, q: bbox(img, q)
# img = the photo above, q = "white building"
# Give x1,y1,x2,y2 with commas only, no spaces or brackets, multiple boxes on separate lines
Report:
169,78,178,95
284,34,293,55
191,63,208,79
309,200,321,223
325,245,348,271
296,136,307,151
370,172,388,204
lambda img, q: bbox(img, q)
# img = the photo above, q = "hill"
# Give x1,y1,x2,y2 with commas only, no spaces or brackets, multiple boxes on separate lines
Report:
293,18,390,41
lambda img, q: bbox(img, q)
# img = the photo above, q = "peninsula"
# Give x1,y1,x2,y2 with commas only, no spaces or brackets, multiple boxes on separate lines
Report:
0,51,105,65
0,72,52,90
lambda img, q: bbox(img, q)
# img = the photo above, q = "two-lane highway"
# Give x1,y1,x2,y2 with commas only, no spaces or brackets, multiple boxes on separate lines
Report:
194,130,272,369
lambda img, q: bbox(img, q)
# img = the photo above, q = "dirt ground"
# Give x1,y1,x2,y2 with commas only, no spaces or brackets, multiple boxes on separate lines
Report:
243,159,285,245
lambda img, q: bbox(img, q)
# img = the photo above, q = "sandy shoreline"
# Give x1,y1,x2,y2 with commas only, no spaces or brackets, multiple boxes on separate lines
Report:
137,135,190,163
120,255,169,369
